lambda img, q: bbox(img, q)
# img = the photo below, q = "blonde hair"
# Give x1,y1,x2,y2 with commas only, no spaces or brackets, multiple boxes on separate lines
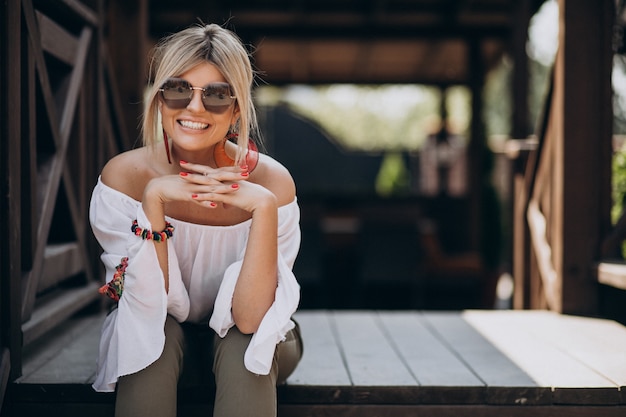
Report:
143,23,259,164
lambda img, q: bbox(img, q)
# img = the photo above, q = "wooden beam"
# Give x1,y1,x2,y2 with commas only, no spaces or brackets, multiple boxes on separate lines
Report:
106,0,147,149
20,0,64,322
21,282,101,346
0,348,9,411
4,0,24,380
36,11,79,66
512,172,530,309
467,39,484,252
554,0,613,314
510,0,531,138
20,8,93,321
597,262,626,291
57,0,98,25
527,200,560,310
38,243,85,293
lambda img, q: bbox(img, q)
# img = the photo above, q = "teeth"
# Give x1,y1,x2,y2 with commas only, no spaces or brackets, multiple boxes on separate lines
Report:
179,120,208,130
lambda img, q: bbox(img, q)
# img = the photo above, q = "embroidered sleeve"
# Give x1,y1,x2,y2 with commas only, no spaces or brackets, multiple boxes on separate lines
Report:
98,257,128,302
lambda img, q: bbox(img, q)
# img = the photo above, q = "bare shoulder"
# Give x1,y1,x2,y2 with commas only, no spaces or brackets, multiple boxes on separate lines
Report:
100,148,153,201
254,153,296,207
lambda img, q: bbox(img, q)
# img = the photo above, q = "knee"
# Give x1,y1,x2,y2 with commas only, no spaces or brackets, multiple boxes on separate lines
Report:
213,327,254,373
212,327,278,417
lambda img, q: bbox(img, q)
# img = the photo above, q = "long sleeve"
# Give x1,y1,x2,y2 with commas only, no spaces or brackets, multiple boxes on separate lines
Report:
90,178,190,392
209,200,301,375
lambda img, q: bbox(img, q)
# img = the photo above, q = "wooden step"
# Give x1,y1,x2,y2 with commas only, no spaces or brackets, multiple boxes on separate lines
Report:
4,310,626,417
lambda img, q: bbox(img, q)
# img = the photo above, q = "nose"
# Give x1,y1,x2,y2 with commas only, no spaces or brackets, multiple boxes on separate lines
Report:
186,88,205,112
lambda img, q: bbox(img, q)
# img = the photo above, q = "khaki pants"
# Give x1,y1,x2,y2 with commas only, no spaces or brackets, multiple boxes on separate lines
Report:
115,315,303,417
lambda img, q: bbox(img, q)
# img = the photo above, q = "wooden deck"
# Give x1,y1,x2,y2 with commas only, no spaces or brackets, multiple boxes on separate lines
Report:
4,309,626,416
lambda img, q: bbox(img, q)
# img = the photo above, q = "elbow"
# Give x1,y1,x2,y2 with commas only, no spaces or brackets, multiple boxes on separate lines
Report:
233,303,272,334
236,323,258,335
233,316,260,335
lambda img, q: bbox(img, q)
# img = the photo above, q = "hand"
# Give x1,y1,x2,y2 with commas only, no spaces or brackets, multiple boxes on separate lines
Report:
177,161,277,214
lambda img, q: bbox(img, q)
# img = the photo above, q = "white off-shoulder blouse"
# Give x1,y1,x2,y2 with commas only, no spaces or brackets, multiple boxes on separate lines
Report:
89,177,301,392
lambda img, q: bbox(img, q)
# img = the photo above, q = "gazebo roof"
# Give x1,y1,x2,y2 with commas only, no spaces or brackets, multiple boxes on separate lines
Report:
148,0,546,85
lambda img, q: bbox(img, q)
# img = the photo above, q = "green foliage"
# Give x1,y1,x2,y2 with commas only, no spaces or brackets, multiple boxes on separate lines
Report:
612,142,626,258
613,143,626,223
375,152,409,197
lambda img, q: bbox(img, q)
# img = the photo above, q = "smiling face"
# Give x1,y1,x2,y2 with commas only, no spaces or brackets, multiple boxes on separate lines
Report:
159,61,239,163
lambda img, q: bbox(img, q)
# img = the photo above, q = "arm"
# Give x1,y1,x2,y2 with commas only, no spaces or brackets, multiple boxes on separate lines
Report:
179,158,296,334
141,179,172,293
232,192,279,334
89,178,190,391
100,150,181,295
208,197,302,375
98,152,191,319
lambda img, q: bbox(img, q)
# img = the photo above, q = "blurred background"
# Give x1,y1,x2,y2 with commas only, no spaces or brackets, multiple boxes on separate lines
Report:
1,1,624,392
0,0,626,406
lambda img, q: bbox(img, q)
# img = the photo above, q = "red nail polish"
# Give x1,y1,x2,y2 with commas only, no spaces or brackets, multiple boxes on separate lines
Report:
180,172,188,177
231,183,239,189
191,194,198,199
180,160,187,164
241,172,249,177
209,202,217,208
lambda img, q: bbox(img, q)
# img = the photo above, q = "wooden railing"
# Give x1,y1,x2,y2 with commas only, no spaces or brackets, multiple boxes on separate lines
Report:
1,0,130,395
597,207,626,291
511,1,614,315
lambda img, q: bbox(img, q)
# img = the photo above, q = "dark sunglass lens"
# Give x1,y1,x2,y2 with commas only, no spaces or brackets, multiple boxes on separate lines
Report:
201,84,234,113
161,79,192,100
159,79,192,109
202,85,232,104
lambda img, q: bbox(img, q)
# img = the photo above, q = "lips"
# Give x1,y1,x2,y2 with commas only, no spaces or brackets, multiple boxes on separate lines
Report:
178,119,209,130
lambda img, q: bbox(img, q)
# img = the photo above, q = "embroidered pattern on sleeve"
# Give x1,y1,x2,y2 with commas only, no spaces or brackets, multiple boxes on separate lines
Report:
98,257,128,302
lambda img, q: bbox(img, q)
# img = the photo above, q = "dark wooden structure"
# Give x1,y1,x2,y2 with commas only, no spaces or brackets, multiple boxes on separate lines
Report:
1,0,623,415
0,0,132,411
511,2,615,316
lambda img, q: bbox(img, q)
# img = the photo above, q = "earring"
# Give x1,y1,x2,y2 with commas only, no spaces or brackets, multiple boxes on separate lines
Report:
213,133,259,172
163,129,172,164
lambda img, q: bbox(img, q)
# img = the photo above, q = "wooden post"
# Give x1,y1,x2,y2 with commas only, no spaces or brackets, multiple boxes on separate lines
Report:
511,0,532,139
468,39,484,253
2,0,24,380
550,0,613,314
106,0,148,147
510,0,532,308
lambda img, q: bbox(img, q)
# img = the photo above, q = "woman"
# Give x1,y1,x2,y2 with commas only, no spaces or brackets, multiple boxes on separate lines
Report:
89,23,302,417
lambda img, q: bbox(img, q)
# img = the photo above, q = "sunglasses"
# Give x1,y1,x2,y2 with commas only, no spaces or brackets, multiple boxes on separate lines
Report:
158,78,236,113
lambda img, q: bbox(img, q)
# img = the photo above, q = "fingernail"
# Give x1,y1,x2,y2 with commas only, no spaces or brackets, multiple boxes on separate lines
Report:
180,172,189,177
191,194,198,199
209,202,217,208
240,172,249,177
231,183,239,189
180,160,187,164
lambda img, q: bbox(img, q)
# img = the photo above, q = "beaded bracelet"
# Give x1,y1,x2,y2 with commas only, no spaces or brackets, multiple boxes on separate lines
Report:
131,220,174,241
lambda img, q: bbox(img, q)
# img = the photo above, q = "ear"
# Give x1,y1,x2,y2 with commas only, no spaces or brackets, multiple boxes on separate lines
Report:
231,105,241,125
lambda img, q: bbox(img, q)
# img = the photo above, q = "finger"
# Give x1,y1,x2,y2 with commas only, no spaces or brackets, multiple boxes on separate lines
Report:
180,160,245,177
179,171,222,184
190,193,218,208
189,182,240,201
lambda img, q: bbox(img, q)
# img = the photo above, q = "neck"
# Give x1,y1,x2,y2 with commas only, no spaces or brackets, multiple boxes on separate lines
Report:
169,145,217,168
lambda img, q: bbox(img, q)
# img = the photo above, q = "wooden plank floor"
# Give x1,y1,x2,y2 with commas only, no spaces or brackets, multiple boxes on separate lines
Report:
4,309,626,416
